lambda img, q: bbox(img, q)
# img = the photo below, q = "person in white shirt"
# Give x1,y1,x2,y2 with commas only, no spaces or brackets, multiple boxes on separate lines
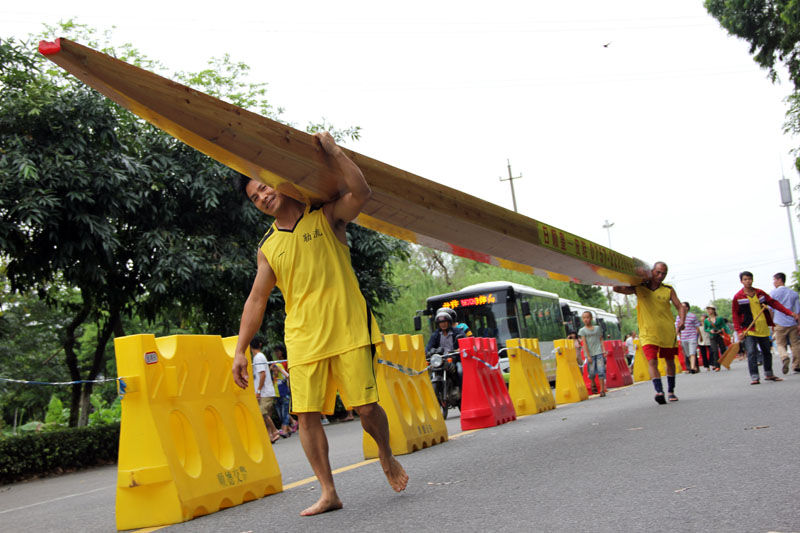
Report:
624,332,636,366
251,338,281,443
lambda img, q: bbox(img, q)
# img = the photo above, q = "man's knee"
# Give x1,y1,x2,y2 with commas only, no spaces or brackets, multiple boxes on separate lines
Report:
297,411,322,429
353,402,381,418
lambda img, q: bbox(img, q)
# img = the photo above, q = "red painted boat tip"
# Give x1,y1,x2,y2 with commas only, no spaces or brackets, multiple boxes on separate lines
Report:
38,38,61,55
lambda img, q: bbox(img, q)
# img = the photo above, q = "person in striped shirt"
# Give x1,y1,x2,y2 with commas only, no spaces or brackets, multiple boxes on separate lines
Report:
675,302,701,373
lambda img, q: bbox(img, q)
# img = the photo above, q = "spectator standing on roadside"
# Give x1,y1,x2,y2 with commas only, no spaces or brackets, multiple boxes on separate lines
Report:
270,353,293,438
697,314,712,372
614,261,685,404
769,272,800,375
731,271,799,385
675,302,700,373
251,338,281,444
579,311,606,396
624,332,636,366
271,345,297,434
704,306,728,371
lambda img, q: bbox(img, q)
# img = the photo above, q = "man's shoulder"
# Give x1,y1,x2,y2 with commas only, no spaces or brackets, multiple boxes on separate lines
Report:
772,285,798,298
258,226,275,249
754,288,770,299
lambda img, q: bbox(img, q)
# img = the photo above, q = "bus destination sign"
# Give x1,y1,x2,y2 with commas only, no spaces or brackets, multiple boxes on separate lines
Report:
442,293,498,310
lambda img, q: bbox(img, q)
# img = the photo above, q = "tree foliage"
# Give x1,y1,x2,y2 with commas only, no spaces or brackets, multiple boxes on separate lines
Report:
0,264,72,429
0,28,403,426
705,0,800,88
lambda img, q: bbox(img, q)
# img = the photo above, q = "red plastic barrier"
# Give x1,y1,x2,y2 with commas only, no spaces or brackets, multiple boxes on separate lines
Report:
603,340,633,388
676,343,688,372
459,337,516,430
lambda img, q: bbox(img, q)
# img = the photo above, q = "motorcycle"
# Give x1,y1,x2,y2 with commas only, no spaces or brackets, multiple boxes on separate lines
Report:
426,347,462,419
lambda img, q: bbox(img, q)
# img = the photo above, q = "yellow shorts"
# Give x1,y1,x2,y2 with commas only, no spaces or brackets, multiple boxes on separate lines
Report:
289,345,378,414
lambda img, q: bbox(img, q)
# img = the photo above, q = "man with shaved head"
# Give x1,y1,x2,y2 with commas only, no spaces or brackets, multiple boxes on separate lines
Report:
614,262,686,404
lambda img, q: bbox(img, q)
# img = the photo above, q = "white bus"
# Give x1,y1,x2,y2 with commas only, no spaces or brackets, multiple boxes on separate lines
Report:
416,281,566,381
559,298,622,341
415,281,623,382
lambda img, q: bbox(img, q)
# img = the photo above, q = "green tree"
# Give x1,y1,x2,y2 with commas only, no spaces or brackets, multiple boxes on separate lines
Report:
0,31,406,425
1,36,260,424
705,0,800,88
0,265,73,429
709,298,734,322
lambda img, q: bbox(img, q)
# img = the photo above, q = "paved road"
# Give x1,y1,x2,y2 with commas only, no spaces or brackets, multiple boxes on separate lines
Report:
2,360,798,532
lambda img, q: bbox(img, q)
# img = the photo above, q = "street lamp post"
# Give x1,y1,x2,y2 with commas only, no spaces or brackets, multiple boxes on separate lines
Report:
779,177,799,267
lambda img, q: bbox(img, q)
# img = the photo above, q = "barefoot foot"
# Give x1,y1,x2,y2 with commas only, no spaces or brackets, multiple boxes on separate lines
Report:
380,455,409,492
300,495,343,516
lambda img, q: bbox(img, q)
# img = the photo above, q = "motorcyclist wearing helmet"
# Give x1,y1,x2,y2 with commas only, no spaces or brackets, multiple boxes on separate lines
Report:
426,308,466,354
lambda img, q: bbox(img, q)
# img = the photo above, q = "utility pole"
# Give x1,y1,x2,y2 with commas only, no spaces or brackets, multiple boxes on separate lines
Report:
499,160,521,212
710,280,716,303
779,177,799,267
602,219,615,248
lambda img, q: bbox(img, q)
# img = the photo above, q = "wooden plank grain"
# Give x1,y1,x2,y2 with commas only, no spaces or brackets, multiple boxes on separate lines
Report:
38,38,646,286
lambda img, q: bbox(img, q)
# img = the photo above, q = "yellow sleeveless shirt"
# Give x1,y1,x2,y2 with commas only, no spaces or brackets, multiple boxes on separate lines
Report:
259,205,382,368
635,283,678,348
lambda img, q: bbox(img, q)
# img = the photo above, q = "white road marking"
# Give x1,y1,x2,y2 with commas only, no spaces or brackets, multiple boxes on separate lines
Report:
0,485,113,515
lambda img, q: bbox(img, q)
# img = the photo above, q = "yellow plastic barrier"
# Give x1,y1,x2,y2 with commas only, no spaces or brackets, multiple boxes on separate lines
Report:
363,334,448,459
553,339,589,404
632,341,650,382
506,338,555,415
656,354,681,376
657,355,666,376
114,334,282,530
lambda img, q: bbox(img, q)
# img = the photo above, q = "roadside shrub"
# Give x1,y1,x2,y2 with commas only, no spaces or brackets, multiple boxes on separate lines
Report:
44,395,69,426
0,423,119,485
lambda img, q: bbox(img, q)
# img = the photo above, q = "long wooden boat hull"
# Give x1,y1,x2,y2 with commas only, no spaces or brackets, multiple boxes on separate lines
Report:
39,38,646,286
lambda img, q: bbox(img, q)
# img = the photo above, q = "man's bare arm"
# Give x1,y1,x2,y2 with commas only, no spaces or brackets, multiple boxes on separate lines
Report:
256,371,266,397
615,266,650,295
316,132,371,226
232,251,277,389
670,288,686,331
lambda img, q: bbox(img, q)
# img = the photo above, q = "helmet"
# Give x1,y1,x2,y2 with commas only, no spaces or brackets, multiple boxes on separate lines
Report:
445,308,457,322
434,308,452,324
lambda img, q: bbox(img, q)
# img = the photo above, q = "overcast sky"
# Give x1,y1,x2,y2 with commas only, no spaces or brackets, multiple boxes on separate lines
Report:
3,0,798,309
